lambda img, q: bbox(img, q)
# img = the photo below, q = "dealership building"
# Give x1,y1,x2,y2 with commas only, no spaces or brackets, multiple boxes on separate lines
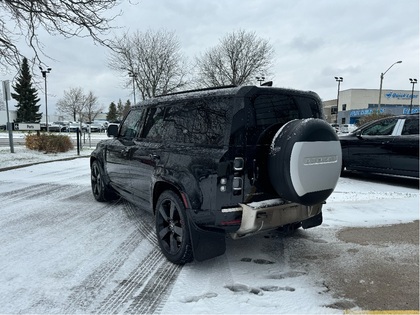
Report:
323,88,419,125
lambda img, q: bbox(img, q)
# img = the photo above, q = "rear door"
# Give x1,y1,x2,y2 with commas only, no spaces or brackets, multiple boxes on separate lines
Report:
243,91,321,202
389,117,419,176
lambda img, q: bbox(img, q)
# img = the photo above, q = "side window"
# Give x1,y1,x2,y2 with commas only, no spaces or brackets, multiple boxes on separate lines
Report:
362,118,397,136
147,98,231,146
401,118,419,135
119,110,142,140
141,107,166,141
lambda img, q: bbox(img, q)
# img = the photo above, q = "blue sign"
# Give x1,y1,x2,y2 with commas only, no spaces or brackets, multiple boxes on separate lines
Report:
385,91,418,100
350,109,384,117
403,107,420,114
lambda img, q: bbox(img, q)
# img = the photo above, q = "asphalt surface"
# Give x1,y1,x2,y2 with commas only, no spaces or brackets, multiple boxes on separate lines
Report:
322,221,419,311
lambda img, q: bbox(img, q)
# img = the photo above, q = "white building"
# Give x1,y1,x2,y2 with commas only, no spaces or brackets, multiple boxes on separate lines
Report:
323,88,419,125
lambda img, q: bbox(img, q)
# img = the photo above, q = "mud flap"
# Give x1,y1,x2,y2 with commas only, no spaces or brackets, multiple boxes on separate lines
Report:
302,212,323,229
186,211,226,262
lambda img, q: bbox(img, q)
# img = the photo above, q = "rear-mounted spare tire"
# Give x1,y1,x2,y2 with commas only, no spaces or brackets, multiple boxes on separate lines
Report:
268,119,342,206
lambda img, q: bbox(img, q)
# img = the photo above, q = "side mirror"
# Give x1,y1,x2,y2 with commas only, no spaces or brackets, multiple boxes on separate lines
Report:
107,124,119,137
355,130,363,138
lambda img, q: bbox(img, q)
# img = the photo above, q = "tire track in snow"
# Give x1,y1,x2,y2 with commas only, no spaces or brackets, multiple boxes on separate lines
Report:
94,248,164,314
63,200,181,314
122,200,157,245
0,188,118,235
125,260,181,314
0,183,58,206
93,201,183,314
63,228,144,313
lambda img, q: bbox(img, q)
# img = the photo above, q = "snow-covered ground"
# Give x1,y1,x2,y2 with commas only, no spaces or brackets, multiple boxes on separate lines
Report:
0,144,418,314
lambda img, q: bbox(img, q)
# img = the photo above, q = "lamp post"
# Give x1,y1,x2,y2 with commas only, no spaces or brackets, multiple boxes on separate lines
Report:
334,76,343,124
378,60,402,112
128,71,137,105
256,76,265,86
409,78,417,114
39,66,51,132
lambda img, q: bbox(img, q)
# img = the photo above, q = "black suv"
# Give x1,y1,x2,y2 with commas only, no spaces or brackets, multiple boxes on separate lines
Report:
90,85,342,264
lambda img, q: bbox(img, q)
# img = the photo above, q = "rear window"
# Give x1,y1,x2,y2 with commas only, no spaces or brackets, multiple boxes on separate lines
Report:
252,93,321,129
402,118,419,135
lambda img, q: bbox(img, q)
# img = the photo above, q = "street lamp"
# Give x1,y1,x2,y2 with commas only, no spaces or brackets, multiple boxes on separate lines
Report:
128,71,137,105
409,78,417,114
39,66,52,132
334,76,343,124
256,76,265,86
378,60,402,112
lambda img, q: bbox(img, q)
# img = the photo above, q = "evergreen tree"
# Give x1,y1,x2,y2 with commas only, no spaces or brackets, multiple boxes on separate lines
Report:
116,99,124,120
11,57,42,123
122,100,131,119
106,101,118,122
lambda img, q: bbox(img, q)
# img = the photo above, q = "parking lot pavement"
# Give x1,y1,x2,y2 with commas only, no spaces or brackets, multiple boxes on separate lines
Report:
324,221,419,311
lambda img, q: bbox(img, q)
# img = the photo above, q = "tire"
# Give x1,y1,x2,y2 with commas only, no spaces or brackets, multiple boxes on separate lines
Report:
268,119,342,206
155,190,194,264
91,160,117,202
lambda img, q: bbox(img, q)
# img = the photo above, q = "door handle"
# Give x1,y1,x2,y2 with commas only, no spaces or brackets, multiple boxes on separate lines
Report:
121,148,130,157
150,153,160,160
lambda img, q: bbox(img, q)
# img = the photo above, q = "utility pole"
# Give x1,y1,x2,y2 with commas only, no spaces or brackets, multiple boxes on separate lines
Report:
2,80,14,153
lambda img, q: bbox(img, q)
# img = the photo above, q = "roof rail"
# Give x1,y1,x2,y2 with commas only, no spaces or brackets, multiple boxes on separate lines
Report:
156,85,238,97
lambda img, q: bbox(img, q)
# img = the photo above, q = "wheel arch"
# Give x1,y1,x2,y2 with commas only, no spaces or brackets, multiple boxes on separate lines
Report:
153,181,191,214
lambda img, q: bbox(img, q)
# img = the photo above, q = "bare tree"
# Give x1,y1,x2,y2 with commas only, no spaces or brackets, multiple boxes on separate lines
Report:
108,29,189,100
84,91,103,123
56,87,90,122
195,29,274,87
0,0,122,71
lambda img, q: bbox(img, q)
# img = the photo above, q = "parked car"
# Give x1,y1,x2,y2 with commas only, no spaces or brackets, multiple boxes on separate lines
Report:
49,121,68,132
340,114,419,178
330,123,340,133
339,123,357,133
68,122,87,132
87,122,104,133
90,85,342,264
94,120,109,130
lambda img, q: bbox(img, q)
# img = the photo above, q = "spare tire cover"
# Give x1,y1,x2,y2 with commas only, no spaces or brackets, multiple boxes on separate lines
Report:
268,118,342,206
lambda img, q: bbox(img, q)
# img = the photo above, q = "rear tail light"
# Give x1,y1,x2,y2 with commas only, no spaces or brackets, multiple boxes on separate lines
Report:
234,157,244,171
233,177,243,191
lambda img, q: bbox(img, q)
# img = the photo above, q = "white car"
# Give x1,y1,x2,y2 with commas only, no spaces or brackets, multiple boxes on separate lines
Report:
340,124,357,133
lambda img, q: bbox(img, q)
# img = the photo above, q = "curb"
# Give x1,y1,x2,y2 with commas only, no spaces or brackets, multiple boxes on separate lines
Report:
0,155,90,172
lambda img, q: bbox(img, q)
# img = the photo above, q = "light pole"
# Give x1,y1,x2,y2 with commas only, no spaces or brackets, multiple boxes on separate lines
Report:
409,78,417,114
256,76,265,86
128,71,137,105
378,60,402,112
39,66,51,132
334,76,343,124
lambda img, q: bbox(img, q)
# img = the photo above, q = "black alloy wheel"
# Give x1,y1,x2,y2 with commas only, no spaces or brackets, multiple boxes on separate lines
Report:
155,190,193,264
91,160,114,202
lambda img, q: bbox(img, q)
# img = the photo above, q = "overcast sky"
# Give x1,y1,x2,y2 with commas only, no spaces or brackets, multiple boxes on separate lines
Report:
1,0,419,117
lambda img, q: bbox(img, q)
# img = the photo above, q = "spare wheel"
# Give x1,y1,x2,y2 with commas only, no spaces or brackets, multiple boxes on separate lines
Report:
268,119,342,206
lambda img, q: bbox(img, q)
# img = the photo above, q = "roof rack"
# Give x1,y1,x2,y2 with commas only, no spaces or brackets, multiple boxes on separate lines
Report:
156,85,238,97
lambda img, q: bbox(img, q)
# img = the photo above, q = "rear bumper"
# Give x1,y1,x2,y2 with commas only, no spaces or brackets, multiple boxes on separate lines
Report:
221,199,322,239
